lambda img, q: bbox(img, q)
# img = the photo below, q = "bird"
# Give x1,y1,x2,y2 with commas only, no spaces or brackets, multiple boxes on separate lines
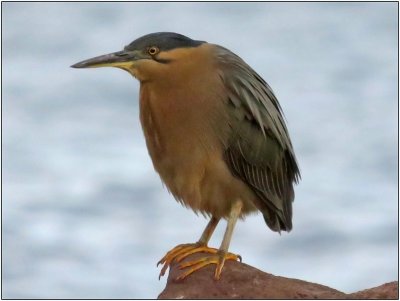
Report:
72,32,300,281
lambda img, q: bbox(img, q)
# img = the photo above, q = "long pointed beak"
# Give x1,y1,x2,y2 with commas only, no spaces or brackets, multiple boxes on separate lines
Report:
71,50,144,69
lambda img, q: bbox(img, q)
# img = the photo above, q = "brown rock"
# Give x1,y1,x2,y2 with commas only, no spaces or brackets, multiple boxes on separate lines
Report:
158,253,398,299
158,253,345,299
348,282,398,299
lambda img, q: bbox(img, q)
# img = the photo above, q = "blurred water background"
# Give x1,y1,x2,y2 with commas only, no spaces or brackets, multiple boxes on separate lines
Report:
2,2,398,299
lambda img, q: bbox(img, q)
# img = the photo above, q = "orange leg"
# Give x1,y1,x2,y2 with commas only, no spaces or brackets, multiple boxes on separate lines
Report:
177,250,241,280
157,216,219,279
176,200,243,280
157,200,243,280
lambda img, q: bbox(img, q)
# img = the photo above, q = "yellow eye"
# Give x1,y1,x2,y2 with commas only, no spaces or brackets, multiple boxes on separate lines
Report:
148,46,159,55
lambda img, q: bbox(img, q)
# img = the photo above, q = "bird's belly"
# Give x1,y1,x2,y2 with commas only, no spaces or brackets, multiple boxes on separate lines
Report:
139,85,257,218
145,131,258,218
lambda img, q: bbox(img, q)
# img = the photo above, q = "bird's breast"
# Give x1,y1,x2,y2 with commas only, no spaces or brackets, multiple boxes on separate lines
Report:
139,81,220,182
138,82,257,218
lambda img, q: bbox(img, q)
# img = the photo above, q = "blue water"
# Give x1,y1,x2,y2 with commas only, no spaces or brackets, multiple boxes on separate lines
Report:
2,2,398,298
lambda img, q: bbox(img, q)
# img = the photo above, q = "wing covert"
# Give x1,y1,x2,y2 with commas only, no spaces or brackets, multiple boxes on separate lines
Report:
215,45,300,232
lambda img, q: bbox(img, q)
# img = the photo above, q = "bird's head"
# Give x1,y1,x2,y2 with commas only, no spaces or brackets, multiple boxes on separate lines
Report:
71,32,206,82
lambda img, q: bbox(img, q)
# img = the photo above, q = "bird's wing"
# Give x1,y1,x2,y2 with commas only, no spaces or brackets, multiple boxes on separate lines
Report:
215,46,300,232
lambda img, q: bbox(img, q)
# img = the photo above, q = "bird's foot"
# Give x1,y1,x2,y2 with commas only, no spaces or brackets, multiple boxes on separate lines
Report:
157,242,218,279
177,250,242,280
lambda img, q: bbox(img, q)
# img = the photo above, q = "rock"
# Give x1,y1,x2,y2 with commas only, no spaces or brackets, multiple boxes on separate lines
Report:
158,253,398,299
348,282,398,299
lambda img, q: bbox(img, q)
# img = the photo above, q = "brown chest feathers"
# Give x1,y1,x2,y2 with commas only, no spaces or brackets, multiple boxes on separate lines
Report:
139,82,257,219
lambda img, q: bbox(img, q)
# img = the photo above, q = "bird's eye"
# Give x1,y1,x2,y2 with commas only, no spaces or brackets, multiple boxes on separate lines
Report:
148,46,159,55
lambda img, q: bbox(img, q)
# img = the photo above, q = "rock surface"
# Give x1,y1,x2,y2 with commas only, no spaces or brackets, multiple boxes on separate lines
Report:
348,282,398,299
158,253,398,299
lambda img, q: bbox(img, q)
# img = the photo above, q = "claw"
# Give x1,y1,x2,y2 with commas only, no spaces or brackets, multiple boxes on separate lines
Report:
177,260,214,280
175,246,218,262
157,243,206,279
157,243,242,280
157,244,188,267
176,251,241,280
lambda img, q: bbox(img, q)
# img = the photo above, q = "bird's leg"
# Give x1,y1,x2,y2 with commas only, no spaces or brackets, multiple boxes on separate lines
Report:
157,216,220,279
177,200,243,280
198,216,220,245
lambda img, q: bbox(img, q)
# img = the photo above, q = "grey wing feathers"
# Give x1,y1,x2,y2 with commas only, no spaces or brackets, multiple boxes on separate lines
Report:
215,45,300,232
